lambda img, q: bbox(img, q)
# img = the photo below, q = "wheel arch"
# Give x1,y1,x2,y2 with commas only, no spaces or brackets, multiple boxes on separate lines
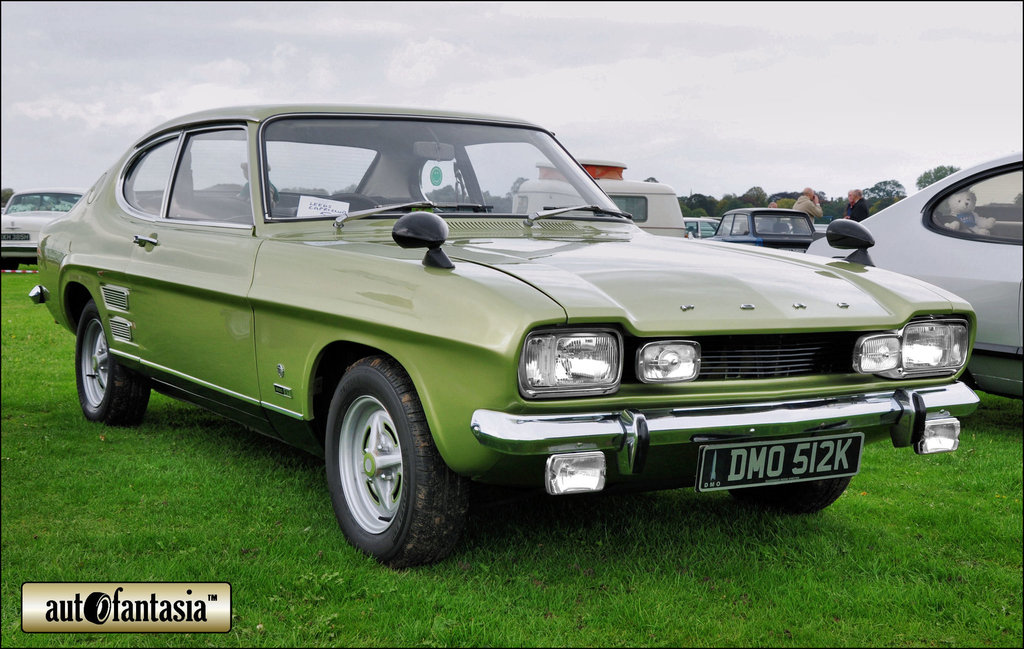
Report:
63,281,96,331
309,340,398,450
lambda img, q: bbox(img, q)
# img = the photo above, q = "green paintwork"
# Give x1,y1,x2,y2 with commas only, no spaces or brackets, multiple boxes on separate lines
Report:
35,105,977,485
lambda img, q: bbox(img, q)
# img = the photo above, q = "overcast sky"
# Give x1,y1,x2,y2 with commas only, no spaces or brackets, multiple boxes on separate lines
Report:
2,1,1022,200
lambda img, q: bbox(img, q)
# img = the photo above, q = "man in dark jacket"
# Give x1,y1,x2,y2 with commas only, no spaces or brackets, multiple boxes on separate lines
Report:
845,189,869,221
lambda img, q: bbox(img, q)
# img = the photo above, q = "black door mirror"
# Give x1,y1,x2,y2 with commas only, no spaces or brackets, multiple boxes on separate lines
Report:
392,211,454,269
825,219,875,266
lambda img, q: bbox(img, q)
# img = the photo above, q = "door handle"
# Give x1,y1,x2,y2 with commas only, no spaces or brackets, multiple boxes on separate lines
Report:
133,235,159,247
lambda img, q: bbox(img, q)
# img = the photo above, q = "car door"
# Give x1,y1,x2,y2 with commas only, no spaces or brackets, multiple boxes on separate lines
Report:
126,127,264,419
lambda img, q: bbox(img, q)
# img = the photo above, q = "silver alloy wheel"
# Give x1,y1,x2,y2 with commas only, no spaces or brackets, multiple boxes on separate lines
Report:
79,317,109,408
337,395,404,534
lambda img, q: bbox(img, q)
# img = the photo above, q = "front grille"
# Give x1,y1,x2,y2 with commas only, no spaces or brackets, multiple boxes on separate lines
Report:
695,332,860,380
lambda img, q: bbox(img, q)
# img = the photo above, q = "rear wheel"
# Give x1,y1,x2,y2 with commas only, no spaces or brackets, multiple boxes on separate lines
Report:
325,356,468,568
75,300,150,426
729,476,852,514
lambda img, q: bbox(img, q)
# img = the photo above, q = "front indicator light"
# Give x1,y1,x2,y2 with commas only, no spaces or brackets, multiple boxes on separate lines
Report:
637,341,700,383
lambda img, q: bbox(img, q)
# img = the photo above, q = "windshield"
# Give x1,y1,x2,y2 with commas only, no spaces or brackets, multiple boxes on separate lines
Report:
5,192,81,214
260,117,616,220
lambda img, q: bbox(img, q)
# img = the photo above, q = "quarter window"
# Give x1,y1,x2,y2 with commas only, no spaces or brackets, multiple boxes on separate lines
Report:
123,138,178,216
929,169,1022,244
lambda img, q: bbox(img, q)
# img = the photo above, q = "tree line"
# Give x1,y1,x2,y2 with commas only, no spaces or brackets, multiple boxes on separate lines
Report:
1,165,962,215
677,165,961,221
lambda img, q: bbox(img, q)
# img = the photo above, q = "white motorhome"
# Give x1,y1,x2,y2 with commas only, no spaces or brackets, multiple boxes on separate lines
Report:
578,160,693,237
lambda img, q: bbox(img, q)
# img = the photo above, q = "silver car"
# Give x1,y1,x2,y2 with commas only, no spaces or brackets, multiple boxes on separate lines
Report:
2,187,85,269
807,153,1022,399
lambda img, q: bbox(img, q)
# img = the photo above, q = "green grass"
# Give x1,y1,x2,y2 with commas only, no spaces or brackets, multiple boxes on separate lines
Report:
2,271,1021,647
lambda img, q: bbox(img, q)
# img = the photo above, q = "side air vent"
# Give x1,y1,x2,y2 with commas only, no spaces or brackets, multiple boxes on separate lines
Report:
108,316,133,343
100,285,130,311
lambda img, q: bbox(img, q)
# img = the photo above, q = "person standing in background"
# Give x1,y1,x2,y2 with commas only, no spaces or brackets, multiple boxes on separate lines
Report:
792,187,823,220
845,189,869,221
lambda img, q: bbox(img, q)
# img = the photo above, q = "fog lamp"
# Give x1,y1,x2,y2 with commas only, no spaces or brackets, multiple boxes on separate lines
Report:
915,417,961,454
545,452,606,495
637,341,700,383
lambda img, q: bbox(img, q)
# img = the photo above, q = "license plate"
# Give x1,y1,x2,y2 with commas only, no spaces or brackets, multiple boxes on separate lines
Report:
2,233,30,241
695,432,864,492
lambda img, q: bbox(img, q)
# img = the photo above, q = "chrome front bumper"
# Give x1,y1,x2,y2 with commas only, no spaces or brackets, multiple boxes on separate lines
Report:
471,382,979,474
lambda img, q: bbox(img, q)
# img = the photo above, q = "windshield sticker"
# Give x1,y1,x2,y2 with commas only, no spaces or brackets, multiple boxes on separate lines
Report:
430,166,443,186
297,196,350,217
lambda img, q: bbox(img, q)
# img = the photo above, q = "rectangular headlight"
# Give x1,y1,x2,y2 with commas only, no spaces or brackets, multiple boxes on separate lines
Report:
637,341,701,383
519,329,622,398
903,320,968,372
855,319,969,379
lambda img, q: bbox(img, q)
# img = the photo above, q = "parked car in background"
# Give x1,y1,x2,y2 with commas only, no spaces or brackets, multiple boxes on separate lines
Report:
32,104,980,567
2,187,84,269
575,160,691,237
683,216,720,239
808,152,1022,399
710,208,816,252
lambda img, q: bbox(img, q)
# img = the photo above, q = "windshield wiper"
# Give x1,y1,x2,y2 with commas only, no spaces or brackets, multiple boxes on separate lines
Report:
334,200,437,228
523,204,633,228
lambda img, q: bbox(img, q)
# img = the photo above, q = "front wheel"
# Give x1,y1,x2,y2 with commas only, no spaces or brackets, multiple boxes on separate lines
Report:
729,476,852,514
75,300,150,426
325,356,468,568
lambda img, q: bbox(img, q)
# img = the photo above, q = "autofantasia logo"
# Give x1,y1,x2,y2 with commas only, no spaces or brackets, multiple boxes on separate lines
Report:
22,582,231,633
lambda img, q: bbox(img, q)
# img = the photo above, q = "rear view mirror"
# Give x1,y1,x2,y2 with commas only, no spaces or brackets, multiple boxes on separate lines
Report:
413,141,455,161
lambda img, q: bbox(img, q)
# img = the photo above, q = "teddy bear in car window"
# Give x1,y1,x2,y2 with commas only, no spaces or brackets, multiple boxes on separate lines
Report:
941,189,996,236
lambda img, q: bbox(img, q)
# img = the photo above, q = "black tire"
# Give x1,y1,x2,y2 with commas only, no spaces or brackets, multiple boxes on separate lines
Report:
325,356,468,568
729,476,852,514
75,300,150,426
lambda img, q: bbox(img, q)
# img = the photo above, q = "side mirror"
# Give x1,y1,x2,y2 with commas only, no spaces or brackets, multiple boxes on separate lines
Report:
392,211,454,269
825,219,875,266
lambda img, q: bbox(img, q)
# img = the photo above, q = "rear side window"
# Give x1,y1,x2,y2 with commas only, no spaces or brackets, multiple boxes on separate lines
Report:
123,138,178,216
929,168,1022,244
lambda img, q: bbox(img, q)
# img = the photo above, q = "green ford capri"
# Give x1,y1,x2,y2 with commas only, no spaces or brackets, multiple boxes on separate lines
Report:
31,105,979,567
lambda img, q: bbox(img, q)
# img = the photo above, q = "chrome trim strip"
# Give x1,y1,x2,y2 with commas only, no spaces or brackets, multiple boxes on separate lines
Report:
260,401,304,419
470,383,979,458
109,350,261,406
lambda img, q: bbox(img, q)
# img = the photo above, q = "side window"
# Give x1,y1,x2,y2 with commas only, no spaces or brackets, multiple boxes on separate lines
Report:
731,215,750,236
168,129,251,224
608,195,648,222
123,138,178,216
929,169,1022,244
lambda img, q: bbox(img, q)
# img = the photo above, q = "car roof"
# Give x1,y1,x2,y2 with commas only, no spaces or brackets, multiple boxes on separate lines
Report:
137,104,547,146
725,208,809,216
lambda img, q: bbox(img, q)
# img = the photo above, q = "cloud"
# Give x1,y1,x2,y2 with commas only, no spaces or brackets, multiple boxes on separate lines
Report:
386,38,463,88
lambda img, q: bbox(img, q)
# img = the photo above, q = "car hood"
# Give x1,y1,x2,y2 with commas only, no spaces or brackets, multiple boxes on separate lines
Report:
438,224,967,334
